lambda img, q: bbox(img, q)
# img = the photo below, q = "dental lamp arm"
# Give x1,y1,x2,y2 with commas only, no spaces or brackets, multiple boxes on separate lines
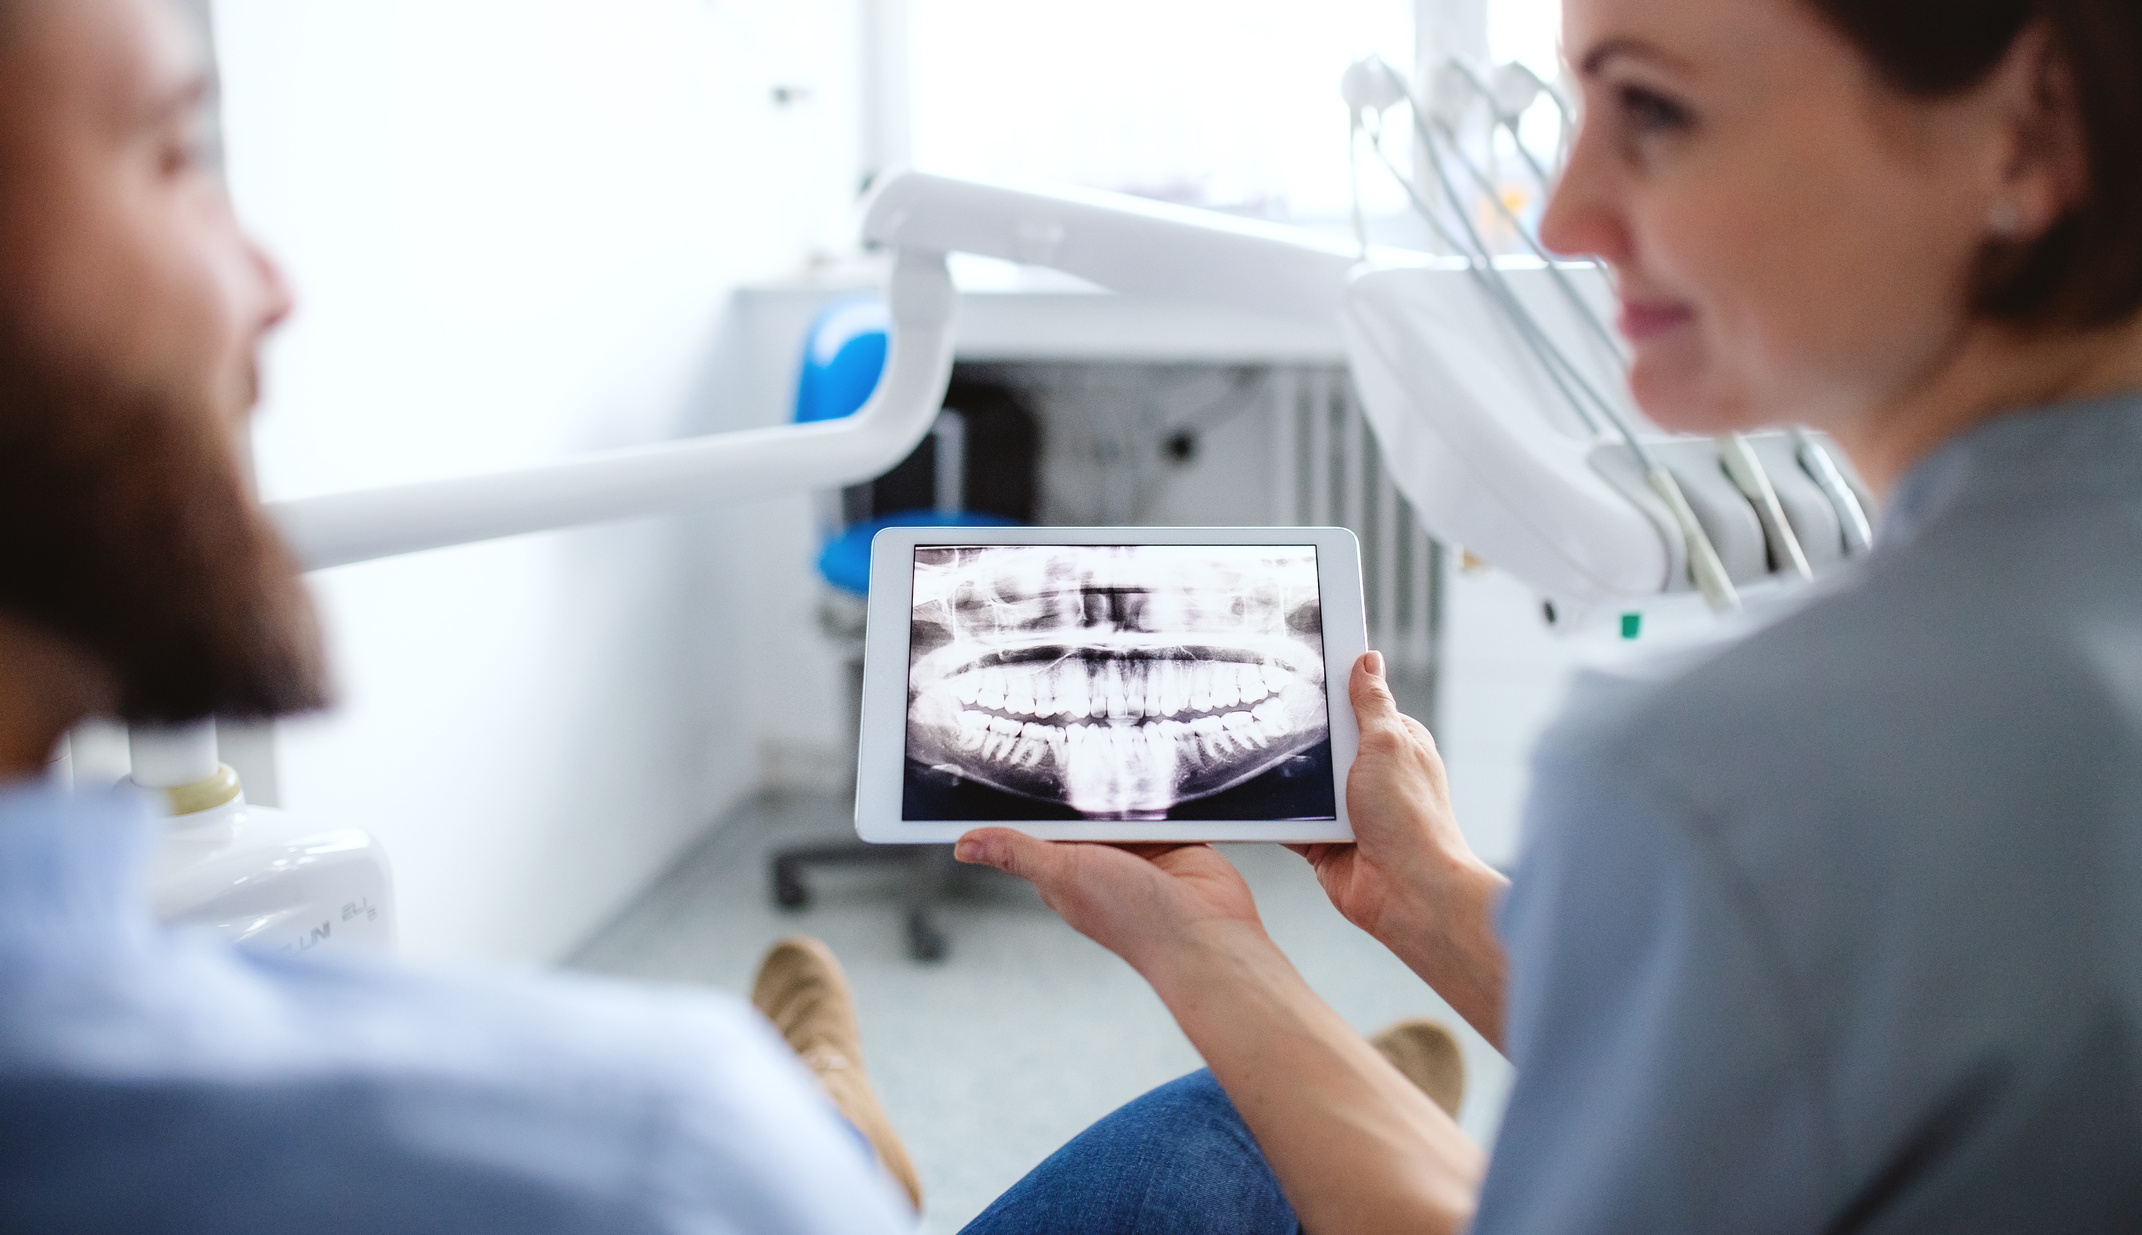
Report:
267,170,1368,574
861,170,1366,327
269,249,956,571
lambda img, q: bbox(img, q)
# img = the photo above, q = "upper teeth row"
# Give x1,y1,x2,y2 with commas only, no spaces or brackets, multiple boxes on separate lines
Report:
949,659,1290,721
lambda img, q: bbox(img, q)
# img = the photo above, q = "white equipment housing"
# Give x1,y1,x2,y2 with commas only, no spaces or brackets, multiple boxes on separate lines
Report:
863,172,1870,607
154,799,394,955
1344,260,1668,599
127,723,394,956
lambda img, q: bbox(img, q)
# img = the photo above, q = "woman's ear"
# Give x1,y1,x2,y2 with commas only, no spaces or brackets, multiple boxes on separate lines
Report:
1983,20,2090,245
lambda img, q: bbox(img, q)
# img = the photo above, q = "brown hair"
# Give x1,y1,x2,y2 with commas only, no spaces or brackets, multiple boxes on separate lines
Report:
1805,0,2142,329
0,327,331,725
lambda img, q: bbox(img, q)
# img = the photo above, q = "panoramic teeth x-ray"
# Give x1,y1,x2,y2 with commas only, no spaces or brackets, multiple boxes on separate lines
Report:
904,545,1336,821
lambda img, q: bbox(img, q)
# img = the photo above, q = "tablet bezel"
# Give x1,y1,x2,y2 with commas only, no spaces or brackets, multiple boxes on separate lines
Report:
855,526,1365,844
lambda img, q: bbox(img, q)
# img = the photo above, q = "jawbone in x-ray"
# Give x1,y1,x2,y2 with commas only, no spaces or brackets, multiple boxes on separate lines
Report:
904,545,1336,821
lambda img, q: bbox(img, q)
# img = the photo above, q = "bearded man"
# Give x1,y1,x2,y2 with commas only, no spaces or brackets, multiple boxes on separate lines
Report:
0,0,916,1228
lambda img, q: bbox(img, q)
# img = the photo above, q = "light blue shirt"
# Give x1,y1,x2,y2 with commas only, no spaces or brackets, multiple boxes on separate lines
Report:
1476,391,2142,1231
0,782,914,1233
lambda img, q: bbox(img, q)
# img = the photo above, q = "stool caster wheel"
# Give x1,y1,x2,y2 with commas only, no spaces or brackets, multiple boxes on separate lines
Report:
773,859,810,910
906,909,946,962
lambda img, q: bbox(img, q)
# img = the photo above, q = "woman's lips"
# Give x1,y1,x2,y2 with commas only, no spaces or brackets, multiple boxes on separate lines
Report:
1617,300,1695,342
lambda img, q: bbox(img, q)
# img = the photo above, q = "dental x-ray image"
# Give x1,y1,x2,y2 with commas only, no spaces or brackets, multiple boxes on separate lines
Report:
904,544,1336,821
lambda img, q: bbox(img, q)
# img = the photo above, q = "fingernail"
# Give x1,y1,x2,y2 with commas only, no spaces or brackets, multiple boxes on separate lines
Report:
1366,650,1385,677
954,839,984,863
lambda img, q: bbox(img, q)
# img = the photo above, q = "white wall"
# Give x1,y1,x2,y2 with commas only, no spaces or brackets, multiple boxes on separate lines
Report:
214,0,864,966
1436,564,1583,870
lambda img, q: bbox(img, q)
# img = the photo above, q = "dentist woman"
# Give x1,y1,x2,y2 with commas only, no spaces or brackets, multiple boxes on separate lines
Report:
954,0,2142,1230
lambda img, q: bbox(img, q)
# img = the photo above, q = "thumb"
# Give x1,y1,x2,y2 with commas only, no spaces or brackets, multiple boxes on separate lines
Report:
954,827,1059,883
1350,650,1400,726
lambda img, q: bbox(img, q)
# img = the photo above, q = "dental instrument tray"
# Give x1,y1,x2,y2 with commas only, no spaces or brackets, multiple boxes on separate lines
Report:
855,526,1366,843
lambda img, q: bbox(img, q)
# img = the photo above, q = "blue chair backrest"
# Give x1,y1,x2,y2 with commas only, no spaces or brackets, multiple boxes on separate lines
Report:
795,296,890,424
794,294,1019,596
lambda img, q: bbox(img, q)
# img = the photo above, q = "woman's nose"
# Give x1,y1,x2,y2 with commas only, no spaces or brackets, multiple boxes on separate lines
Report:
1538,136,1628,266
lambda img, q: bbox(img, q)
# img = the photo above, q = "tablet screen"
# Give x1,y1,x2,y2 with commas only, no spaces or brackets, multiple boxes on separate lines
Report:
903,544,1337,822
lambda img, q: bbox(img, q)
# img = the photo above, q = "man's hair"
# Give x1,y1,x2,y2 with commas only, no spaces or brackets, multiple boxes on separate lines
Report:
1806,0,2142,330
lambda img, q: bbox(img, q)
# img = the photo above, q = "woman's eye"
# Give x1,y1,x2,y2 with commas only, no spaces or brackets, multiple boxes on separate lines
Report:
1617,84,1692,134
159,138,202,177
157,113,214,177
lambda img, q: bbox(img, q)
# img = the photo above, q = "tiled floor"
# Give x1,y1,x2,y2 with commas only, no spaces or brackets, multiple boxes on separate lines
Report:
568,790,1515,1233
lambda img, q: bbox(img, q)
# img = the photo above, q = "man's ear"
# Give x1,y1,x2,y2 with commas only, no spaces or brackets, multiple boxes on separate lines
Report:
1985,20,2090,245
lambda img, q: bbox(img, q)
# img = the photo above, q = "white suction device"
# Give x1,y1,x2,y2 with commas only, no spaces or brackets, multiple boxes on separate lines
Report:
131,721,393,956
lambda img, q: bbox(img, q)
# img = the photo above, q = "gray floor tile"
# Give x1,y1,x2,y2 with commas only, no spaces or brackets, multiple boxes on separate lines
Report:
568,792,1513,1233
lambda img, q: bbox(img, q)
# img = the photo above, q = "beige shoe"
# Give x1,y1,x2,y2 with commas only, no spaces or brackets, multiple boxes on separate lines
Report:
1371,1017,1466,1119
751,937,923,1213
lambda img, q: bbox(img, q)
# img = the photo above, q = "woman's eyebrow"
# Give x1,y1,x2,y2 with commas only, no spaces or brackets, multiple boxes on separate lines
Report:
135,70,209,128
1577,35,1694,78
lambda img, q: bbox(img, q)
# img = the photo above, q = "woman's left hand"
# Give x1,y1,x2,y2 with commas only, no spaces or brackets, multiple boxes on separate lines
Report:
952,831,1265,976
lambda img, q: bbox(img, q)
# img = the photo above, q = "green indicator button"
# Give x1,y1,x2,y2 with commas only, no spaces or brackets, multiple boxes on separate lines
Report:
1621,612,1643,640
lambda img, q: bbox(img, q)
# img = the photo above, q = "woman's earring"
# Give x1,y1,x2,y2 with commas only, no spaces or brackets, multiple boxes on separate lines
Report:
1988,199,2024,239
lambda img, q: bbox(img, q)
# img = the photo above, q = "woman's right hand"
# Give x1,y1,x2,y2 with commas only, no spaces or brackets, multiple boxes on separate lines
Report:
1297,652,1471,934
1294,651,1511,1047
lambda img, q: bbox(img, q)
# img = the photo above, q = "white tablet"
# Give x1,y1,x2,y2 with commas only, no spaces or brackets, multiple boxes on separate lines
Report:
855,526,1366,843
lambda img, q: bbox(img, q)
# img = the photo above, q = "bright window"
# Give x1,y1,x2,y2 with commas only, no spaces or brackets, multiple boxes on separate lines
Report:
906,0,1415,221
1489,0,1562,80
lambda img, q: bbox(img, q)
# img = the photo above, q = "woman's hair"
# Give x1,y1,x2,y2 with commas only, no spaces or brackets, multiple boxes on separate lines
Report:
1804,0,2142,329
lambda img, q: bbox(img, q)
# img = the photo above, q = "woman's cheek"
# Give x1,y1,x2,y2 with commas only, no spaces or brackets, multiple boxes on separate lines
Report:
1627,341,1709,431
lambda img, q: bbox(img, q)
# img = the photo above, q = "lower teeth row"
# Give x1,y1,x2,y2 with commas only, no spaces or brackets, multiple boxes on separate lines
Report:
952,699,1296,771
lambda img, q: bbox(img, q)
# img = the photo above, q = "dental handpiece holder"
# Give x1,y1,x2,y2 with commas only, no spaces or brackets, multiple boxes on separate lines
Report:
867,172,1876,612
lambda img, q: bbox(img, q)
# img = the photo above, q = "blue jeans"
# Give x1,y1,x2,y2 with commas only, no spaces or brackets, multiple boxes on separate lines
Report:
960,1070,1301,1234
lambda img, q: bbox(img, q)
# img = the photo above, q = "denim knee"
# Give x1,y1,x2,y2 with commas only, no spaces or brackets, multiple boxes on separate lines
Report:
962,1069,1299,1235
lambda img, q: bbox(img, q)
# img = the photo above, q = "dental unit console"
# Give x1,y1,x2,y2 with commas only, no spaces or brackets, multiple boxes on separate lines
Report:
120,63,1872,941
861,167,1875,613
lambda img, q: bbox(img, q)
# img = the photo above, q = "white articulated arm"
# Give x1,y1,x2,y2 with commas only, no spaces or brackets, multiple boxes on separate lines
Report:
863,170,1363,327
271,248,956,571
272,173,1362,573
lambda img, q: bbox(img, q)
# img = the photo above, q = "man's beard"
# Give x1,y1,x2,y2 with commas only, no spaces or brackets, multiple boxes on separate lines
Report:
0,332,331,725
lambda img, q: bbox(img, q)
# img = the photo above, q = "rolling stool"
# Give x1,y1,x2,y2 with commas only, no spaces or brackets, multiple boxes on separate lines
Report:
769,296,1037,962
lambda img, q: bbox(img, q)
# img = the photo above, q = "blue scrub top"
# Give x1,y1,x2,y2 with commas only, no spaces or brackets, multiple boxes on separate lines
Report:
1476,391,2142,1231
